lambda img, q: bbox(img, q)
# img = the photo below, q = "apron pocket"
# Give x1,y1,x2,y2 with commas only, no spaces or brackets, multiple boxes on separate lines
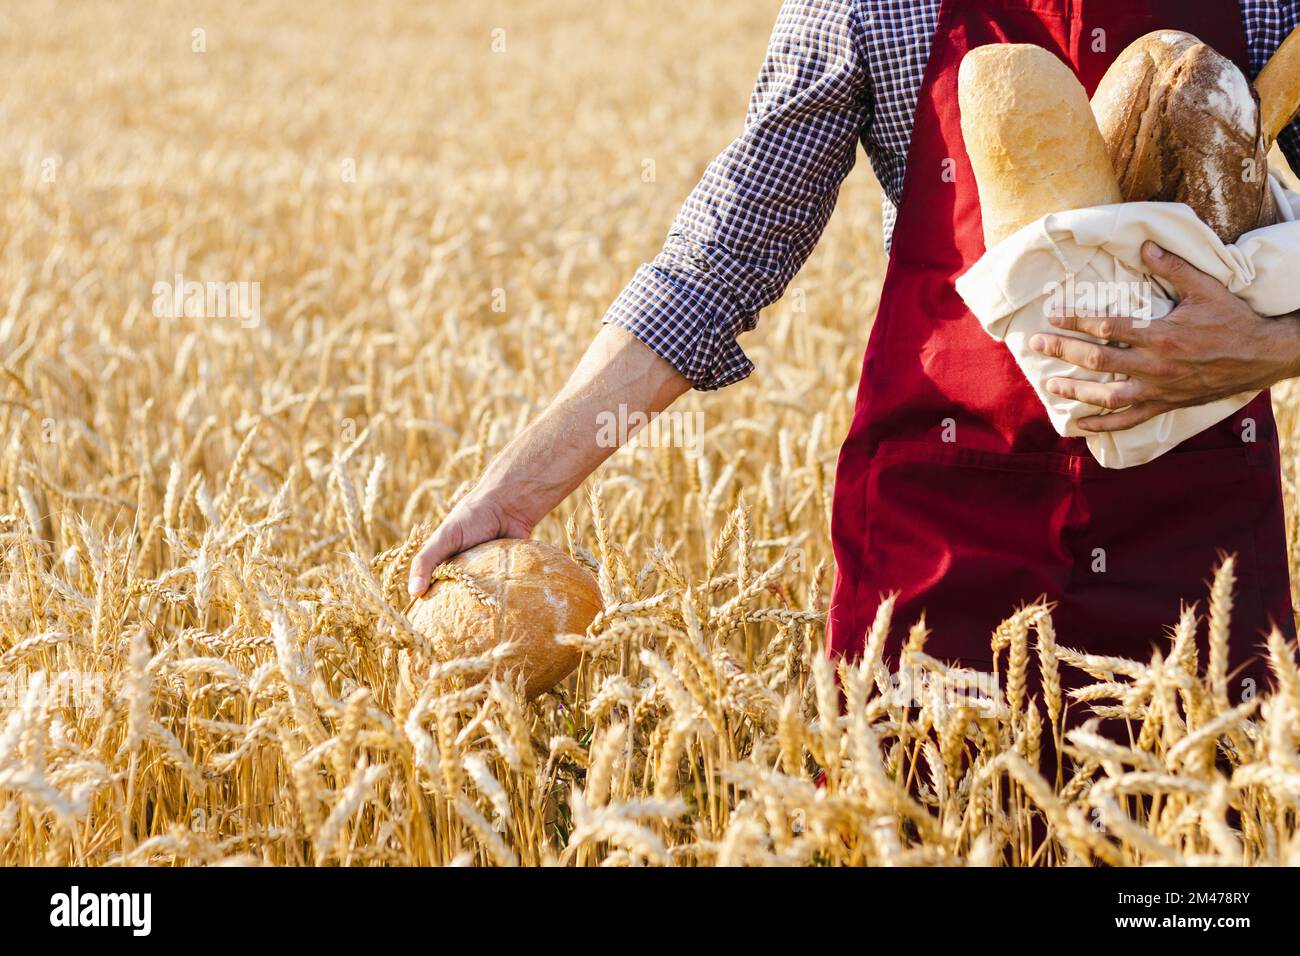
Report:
858,438,1287,691
860,439,1082,669
1068,442,1283,686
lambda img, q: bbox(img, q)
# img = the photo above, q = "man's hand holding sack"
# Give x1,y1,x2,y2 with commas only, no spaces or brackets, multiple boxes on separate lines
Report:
955,30,1300,468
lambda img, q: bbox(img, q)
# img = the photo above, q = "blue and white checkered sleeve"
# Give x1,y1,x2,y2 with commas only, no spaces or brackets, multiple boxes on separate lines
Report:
603,0,871,390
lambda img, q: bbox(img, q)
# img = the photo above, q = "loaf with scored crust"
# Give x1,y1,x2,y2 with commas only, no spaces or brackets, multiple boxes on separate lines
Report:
1091,30,1275,243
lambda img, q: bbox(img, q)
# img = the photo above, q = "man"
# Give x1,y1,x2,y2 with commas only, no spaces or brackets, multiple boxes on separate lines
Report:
410,0,1300,703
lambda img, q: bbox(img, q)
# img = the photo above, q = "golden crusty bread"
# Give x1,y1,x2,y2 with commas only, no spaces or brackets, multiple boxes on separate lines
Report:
1091,30,1273,242
1256,24,1300,145
959,44,1122,247
408,538,603,698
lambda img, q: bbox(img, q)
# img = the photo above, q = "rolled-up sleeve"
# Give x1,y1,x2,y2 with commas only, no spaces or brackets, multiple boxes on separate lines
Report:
603,0,872,390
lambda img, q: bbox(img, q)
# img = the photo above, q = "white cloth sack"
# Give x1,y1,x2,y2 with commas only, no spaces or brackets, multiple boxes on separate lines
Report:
955,175,1300,469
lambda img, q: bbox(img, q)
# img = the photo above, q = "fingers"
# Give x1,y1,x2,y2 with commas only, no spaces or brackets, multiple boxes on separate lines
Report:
1045,376,1144,410
407,524,465,598
1028,333,1142,376
1046,308,1150,347
1140,241,1218,301
1077,402,1169,433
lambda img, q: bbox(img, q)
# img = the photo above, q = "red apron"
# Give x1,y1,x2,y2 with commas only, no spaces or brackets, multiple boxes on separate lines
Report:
827,0,1295,706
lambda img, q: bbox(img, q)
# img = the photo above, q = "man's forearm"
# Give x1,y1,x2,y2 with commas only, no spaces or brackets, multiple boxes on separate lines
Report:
409,324,691,595
1272,312,1300,386
473,324,692,523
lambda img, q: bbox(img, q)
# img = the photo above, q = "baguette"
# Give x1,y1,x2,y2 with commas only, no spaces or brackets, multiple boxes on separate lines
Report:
959,44,1121,247
1257,24,1300,145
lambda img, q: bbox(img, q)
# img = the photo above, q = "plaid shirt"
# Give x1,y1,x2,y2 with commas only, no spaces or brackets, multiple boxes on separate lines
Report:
604,0,1300,391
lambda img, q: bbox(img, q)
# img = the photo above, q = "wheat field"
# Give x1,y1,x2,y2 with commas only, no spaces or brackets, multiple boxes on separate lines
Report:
2,0,1300,867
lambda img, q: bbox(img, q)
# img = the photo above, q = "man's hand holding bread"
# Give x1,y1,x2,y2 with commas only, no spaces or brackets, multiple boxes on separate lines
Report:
1035,240,1300,433
958,29,1300,463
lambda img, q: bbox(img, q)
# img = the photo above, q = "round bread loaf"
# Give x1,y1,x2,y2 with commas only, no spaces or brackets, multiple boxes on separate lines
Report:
960,44,1122,247
408,538,603,698
1091,30,1275,242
